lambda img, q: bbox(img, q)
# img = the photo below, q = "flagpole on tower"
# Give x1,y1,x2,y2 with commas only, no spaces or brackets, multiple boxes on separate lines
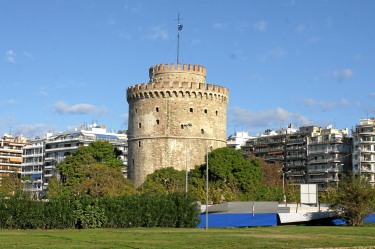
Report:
175,13,183,65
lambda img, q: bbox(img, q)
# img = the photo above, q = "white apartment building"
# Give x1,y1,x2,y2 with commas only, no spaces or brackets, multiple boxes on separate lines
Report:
307,125,351,191
22,137,46,194
226,131,254,150
21,123,128,196
352,118,375,183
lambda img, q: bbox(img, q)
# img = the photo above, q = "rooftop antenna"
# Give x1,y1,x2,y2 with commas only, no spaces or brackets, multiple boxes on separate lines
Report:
175,13,183,64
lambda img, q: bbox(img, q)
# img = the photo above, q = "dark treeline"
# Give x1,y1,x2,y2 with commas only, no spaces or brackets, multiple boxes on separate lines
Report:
0,192,200,229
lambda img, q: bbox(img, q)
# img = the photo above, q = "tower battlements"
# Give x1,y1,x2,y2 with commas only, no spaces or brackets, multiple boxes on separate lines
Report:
149,63,206,83
128,64,228,102
127,82,229,101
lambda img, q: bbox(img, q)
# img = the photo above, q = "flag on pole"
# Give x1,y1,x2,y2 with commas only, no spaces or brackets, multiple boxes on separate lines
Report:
178,23,183,31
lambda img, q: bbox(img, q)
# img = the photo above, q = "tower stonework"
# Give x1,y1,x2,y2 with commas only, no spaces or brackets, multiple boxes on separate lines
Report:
127,63,229,187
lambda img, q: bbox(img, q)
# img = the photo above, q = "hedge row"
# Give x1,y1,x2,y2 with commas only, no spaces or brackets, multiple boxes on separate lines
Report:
0,192,201,229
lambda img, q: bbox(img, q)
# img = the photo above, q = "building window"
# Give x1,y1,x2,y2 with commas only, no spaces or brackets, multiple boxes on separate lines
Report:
135,108,138,113
139,141,141,147
201,129,204,134
215,110,218,116
139,123,142,128
156,120,160,125
190,108,193,113
181,124,184,129
132,159,134,165
156,107,159,112
204,109,208,114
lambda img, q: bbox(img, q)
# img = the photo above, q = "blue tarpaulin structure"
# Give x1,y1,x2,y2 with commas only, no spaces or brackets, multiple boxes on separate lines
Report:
197,213,277,228
197,202,278,228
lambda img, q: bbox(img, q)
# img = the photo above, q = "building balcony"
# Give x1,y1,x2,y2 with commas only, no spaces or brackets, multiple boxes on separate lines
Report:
286,171,305,176
22,162,44,166
308,169,327,174
22,153,44,158
286,154,305,159
45,146,79,152
308,178,328,183
287,138,305,144
309,139,345,145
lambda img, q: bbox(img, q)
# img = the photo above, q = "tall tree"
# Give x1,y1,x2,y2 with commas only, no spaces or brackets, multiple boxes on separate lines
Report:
140,167,185,194
55,141,133,197
326,174,375,226
0,173,22,197
74,163,135,197
190,147,263,203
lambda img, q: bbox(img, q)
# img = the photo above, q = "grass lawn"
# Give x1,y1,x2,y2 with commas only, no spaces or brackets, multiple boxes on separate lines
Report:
1,226,375,248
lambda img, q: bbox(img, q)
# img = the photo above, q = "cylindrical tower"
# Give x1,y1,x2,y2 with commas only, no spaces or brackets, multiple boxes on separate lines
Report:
127,63,229,188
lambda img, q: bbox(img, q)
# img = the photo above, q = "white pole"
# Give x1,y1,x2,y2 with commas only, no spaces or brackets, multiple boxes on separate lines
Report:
205,147,209,230
185,144,188,193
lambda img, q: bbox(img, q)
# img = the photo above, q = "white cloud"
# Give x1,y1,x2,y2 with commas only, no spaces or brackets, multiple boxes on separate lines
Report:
39,87,49,97
254,20,267,32
353,54,364,61
13,123,57,138
229,106,310,130
333,69,353,82
147,26,168,40
212,22,226,29
302,98,336,111
259,47,287,62
5,50,16,63
0,99,16,106
53,101,108,115
23,52,34,60
339,98,350,106
369,92,375,98
309,36,322,44
301,98,349,112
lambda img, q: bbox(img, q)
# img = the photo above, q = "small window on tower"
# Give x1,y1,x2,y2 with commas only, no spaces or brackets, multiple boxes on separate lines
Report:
135,108,138,113
139,141,141,147
181,124,184,129
215,110,218,116
190,108,193,113
139,123,142,128
201,129,205,134
204,109,208,114
156,120,160,125
156,107,159,112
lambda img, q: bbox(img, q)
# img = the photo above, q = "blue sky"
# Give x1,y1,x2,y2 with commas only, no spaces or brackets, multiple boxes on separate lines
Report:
1,0,374,138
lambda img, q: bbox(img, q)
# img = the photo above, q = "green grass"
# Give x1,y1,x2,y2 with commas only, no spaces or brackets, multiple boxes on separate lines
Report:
1,226,375,248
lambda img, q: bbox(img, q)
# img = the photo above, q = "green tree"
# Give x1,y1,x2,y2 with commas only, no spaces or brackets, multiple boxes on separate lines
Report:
327,174,375,226
0,173,22,197
190,147,263,203
46,175,67,199
55,141,133,197
140,167,185,194
74,163,135,197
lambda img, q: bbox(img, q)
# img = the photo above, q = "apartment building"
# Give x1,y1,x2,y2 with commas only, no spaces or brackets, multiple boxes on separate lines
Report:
352,118,375,184
0,135,29,178
21,123,128,196
307,125,351,191
226,131,254,150
239,124,351,192
22,137,45,194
